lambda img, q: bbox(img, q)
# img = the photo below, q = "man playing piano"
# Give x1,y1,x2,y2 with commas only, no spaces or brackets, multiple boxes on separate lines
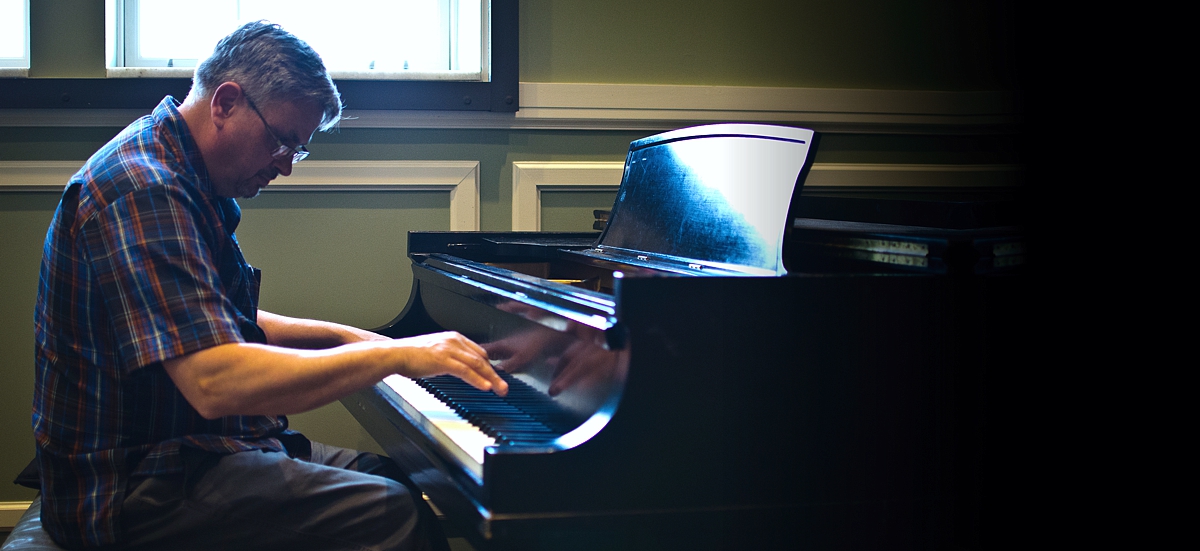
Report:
31,20,506,551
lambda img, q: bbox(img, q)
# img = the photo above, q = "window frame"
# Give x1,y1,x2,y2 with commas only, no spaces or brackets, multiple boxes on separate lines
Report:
0,0,518,112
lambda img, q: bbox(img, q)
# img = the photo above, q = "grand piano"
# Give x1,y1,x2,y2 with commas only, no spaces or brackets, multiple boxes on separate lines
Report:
341,123,1026,550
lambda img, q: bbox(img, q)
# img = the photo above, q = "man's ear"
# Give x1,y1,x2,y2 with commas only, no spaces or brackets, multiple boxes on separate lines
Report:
210,82,244,130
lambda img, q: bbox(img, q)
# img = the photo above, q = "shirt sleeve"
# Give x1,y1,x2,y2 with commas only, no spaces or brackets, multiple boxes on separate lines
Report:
84,183,246,373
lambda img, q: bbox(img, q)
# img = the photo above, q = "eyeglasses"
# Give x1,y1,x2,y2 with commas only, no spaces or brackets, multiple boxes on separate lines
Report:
244,95,310,164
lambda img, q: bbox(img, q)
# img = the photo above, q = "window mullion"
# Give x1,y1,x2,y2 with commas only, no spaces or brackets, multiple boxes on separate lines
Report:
447,0,457,71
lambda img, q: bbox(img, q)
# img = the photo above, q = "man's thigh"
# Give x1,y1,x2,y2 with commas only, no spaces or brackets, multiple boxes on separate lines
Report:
122,445,445,551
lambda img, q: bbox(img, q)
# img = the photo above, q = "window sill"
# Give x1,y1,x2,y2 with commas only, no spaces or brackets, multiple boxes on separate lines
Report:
106,67,192,78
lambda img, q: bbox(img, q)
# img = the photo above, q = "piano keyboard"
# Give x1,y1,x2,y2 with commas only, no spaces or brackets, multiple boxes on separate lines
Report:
383,374,496,467
382,371,585,475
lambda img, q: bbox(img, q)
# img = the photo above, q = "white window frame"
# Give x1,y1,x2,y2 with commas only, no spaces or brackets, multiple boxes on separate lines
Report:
105,0,490,82
0,0,30,74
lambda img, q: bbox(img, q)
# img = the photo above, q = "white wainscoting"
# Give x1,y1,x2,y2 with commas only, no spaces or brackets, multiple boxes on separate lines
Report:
511,161,1022,231
0,161,481,231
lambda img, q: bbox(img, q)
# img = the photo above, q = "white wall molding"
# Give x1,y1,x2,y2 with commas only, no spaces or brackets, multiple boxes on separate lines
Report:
512,162,624,231
276,161,480,230
1,82,1018,134
0,160,481,230
0,161,83,190
1,501,33,530
511,161,1021,231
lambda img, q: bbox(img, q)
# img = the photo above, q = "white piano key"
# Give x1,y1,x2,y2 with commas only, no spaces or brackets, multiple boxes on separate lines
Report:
382,374,496,467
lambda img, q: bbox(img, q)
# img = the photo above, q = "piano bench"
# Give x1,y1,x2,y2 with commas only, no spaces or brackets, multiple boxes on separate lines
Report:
1,496,67,551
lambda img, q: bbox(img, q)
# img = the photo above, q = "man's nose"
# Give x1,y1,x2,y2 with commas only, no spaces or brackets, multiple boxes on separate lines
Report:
273,156,294,177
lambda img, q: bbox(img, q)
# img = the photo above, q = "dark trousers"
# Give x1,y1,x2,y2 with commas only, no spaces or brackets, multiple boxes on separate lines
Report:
120,441,449,551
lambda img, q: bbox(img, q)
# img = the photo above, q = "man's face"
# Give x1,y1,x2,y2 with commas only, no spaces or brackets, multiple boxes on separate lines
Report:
214,97,323,199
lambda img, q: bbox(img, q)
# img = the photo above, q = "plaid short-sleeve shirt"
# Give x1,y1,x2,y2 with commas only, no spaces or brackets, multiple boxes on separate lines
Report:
33,97,292,548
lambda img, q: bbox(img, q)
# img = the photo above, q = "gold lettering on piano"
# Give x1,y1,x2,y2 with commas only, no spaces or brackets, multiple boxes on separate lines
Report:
845,250,929,268
839,237,929,256
993,241,1025,257
993,255,1025,269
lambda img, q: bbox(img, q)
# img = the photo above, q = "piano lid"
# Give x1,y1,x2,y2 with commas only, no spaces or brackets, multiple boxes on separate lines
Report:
572,123,817,276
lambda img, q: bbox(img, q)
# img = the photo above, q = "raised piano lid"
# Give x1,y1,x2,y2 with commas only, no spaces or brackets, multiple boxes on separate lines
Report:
568,123,817,276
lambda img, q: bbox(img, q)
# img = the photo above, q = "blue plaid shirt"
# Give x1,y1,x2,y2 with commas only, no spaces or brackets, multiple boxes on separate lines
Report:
33,97,291,548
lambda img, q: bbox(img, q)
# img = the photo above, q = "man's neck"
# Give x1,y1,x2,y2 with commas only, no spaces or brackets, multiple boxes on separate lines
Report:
177,94,211,149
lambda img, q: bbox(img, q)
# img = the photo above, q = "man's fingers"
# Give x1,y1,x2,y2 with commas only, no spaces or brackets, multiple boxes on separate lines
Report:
452,357,508,396
474,357,509,397
448,336,508,397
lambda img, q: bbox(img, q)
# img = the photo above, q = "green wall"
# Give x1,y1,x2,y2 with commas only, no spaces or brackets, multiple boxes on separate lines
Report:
0,0,1022,502
0,194,59,502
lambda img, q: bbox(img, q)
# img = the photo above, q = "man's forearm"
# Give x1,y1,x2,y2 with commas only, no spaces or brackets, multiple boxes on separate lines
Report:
162,331,507,419
162,341,394,419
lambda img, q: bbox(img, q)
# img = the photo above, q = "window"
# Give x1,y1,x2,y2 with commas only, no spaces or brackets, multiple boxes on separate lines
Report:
0,0,29,70
109,0,487,81
0,0,516,112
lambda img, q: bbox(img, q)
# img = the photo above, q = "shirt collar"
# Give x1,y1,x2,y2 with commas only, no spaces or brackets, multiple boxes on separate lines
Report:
151,96,214,198
151,96,242,232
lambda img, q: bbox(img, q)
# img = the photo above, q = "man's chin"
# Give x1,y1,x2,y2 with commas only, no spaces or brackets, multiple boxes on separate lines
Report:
238,178,269,198
213,177,266,199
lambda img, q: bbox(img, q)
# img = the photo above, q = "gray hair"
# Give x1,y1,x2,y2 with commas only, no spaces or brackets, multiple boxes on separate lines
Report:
193,20,342,131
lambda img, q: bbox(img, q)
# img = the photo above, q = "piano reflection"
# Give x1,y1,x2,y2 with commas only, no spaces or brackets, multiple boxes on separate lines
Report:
342,123,1022,550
